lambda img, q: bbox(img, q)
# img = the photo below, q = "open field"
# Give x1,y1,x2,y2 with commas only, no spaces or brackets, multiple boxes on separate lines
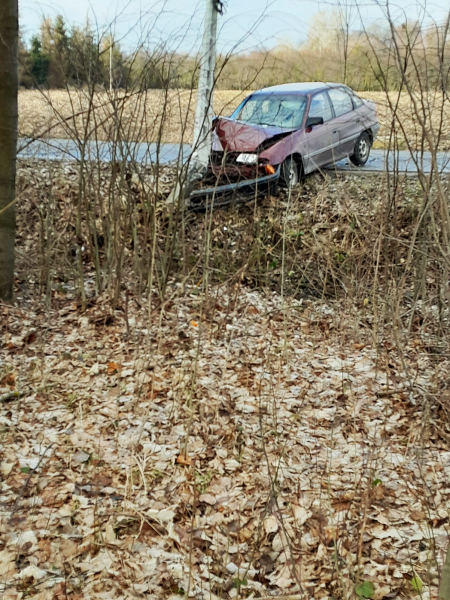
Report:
18,89,450,151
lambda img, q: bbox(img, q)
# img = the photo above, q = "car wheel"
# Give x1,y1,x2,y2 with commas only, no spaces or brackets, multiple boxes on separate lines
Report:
281,156,300,188
350,131,371,166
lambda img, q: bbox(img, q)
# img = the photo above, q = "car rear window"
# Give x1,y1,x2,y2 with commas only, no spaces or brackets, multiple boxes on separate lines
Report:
328,88,354,117
232,94,307,129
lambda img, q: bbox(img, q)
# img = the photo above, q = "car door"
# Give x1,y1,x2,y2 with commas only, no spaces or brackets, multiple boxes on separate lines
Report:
327,87,361,161
303,91,334,173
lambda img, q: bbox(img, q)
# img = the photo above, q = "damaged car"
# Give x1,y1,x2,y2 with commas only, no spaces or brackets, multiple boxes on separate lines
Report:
189,82,379,209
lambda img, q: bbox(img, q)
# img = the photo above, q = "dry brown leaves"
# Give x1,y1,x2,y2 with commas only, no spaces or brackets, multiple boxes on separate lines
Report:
1,282,449,599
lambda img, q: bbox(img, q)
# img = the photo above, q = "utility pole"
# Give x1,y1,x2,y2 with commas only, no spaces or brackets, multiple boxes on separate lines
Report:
191,0,221,167
168,0,223,203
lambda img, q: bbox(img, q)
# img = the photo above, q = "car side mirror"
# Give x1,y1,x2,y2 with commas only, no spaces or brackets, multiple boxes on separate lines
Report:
306,116,324,129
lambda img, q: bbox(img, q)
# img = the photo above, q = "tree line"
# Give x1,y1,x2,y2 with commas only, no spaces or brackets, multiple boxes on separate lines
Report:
20,11,450,92
19,15,168,89
216,10,450,92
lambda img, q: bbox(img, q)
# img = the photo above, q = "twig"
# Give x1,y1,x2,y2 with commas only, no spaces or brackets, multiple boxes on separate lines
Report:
0,390,25,403
253,596,304,600
10,443,53,518
375,388,406,398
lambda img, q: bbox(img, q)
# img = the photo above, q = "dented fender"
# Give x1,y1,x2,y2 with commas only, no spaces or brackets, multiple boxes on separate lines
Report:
259,128,306,166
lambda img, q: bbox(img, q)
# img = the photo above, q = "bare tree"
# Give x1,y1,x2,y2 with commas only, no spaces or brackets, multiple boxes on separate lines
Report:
335,0,357,85
0,0,18,302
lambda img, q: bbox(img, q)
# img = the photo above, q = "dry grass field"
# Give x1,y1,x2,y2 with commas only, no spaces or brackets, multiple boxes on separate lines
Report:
18,89,450,150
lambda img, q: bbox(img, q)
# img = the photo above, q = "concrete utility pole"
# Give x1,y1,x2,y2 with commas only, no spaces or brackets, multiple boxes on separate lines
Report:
168,0,223,203
191,0,220,168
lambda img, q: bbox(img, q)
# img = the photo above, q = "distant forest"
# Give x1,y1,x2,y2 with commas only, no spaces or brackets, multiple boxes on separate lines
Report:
20,12,450,91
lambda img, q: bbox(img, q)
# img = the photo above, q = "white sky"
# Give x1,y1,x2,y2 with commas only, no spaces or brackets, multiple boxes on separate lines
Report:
20,0,450,53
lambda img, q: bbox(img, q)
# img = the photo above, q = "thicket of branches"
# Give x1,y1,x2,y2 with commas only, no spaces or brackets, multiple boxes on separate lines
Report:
16,4,450,315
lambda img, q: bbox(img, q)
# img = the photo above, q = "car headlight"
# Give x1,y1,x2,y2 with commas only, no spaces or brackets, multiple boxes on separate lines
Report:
236,153,258,164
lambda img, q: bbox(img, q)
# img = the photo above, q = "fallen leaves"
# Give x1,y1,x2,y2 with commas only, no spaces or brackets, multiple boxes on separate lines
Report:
0,371,16,388
176,453,192,466
78,551,113,574
72,450,90,464
0,285,448,600
107,361,121,374
199,493,216,505
22,332,36,346
0,549,16,577
292,504,311,525
264,515,278,534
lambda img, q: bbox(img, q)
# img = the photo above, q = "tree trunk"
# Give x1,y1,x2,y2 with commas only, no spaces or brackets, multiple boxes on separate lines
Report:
0,0,18,302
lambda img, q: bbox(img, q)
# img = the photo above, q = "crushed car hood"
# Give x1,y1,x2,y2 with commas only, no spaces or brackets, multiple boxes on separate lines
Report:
215,118,297,153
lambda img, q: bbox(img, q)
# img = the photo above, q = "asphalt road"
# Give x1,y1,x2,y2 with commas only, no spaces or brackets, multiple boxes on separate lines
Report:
18,138,191,165
330,149,450,174
18,138,450,174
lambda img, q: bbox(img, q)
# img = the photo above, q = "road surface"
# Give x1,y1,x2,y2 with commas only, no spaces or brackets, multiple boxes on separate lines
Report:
17,138,450,174
330,149,450,174
18,138,191,165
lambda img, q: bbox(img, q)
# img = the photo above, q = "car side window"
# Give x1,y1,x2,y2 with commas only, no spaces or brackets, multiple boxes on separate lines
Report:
352,94,363,108
308,92,333,122
328,88,354,117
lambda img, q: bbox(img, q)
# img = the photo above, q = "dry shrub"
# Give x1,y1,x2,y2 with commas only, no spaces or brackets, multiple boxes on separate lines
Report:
15,160,450,343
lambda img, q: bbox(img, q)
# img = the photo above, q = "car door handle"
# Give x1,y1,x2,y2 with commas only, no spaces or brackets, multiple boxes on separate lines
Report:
332,130,337,134
356,118,361,123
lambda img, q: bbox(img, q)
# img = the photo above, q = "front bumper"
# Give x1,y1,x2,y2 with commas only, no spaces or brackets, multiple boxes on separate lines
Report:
188,166,281,211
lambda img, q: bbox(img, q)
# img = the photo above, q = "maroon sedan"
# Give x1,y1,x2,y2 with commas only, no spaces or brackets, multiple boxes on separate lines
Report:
188,82,379,208
215,82,378,183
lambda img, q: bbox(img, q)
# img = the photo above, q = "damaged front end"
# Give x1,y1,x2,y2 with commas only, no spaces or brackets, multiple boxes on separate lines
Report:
209,150,276,184
187,118,290,211
188,158,280,211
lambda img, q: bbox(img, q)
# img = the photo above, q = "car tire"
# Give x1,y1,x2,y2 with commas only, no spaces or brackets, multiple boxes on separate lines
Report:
280,156,300,188
350,131,371,166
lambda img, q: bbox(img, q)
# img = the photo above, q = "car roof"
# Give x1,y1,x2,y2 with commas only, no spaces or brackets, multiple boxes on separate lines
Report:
254,82,346,95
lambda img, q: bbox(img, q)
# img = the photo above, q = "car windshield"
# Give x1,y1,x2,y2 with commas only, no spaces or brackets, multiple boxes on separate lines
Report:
232,94,307,129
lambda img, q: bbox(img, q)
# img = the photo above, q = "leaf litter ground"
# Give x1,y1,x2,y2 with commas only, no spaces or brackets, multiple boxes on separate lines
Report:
1,279,449,600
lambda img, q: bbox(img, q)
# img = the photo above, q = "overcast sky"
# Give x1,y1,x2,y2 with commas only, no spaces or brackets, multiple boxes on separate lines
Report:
20,0,450,53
